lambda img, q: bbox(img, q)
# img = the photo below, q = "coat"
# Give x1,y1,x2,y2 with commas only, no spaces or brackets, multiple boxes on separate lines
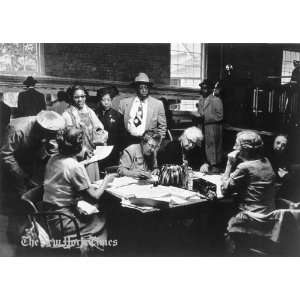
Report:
198,94,223,166
17,88,46,117
118,96,167,139
0,116,48,196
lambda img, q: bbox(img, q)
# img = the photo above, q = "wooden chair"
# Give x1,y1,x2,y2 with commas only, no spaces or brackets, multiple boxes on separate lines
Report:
20,186,84,256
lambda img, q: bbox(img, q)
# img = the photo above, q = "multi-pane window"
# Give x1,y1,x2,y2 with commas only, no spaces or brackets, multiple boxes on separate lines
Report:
281,50,300,84
170,43,205,88
0,43,42,75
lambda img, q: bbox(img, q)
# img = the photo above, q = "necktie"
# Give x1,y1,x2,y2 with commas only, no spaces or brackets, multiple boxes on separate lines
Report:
134,101,143,127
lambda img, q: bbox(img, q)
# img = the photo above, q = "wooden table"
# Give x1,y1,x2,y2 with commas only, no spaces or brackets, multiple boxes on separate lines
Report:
100,177,220,256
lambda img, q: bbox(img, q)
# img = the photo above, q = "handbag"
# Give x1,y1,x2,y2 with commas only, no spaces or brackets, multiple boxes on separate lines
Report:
92,128,108,146
21,221,50,248
158,164,188,188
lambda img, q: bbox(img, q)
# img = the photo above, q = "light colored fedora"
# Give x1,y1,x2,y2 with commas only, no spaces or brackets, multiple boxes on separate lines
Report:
36,110,66,132
132,72,153,87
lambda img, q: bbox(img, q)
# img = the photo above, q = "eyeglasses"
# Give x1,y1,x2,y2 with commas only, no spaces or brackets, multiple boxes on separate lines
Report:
74,95,86,99
147,142,159,150
186,138,196,146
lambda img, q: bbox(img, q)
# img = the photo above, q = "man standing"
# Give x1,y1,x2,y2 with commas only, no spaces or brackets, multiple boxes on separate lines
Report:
198,79,223,172
119,72,166,146
17,76,46,117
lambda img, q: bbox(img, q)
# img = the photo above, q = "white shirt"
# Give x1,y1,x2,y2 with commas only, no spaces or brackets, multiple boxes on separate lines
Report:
127,97,148,137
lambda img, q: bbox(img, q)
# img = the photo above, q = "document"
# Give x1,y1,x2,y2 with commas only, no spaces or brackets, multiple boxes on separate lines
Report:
81,145,114,165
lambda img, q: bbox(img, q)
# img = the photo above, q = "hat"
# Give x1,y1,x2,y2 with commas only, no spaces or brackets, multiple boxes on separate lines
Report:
199,79,214,89
132,72,153,87
97,87,114,99
234,130,264,150
36,110,66,132
23,76,37,86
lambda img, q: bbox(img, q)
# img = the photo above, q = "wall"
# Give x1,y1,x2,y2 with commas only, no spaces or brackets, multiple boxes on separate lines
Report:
207,43,300,86
43,43,171,85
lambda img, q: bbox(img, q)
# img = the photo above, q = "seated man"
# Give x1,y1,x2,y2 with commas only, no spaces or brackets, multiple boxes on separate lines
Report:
157,126,209,172
118,130,161,179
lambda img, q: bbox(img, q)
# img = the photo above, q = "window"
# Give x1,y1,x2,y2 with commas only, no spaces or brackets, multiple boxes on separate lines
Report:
281,50,300,84
170,43,206,88
0,43,43,75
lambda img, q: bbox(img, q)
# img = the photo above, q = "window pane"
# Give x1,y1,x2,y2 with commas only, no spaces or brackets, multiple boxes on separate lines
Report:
170,43,205,88
0,43,41,75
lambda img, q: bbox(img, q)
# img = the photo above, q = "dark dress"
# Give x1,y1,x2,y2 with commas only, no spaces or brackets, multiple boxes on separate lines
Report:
157,139,207,170
96,107,125,168
17,88,46,117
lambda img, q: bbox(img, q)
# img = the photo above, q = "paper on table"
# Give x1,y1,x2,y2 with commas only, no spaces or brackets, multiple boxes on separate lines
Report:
108,183,198,202
81,146,114,165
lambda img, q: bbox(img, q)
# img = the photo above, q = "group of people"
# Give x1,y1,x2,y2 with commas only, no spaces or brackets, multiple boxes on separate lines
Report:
0,72,298,254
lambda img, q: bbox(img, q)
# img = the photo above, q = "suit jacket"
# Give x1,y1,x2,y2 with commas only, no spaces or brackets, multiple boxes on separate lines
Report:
119,95,166,138
17,88,46,117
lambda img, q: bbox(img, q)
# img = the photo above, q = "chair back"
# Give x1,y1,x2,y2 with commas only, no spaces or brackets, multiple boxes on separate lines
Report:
21,186,82,249
21,185,44,214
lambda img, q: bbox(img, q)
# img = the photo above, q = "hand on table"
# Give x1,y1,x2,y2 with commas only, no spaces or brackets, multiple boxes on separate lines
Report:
131,170,152,180
102,174,116,187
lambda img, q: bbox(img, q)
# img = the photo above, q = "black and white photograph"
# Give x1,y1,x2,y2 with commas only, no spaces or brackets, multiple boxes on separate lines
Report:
1,42,300,257
0,1,299,299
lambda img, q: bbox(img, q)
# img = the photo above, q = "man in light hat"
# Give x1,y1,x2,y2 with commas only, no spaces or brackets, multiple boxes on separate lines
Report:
119,72,166,147
17,76,46,117
0,110,66,198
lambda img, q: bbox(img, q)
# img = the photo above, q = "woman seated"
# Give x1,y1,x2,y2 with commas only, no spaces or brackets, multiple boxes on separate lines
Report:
157,126,209,172
118,130,161,179
43,126,115,241
222,130,276,215
96,87,126,168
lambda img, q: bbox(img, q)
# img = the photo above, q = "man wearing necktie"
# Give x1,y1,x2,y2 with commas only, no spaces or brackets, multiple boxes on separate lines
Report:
119,72,167,147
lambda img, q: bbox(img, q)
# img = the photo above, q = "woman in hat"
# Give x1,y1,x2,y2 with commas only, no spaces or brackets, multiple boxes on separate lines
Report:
43,126,115,244
62,85,108,182
222,130,276,214
96,87,125,168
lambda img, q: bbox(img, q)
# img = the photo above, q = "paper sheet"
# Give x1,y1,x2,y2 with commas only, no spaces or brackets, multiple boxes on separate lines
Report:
82,145,114,165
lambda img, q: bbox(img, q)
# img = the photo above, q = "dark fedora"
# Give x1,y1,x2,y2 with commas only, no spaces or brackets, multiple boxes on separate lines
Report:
23,76,38,87
199,79,214,89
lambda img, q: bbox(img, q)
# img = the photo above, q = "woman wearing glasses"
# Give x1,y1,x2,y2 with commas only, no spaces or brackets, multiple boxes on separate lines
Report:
118,130,161,179
158,126,209,173
62,85,108,182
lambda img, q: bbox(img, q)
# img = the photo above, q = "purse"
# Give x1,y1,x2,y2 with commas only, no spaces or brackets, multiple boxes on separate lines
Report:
92,128,108,146
158,164,188,188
